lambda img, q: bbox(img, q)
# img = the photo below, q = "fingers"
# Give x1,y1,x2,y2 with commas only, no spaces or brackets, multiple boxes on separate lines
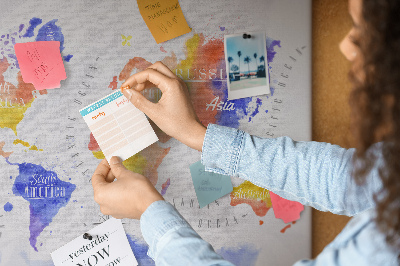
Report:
147,61,176,79
105,169,116,183
122,68,173,93
121,62,177,92
131,61,177,91
91,159,110,188
109,156,129,178
122,88,158,117
135,62,178,92
97,158,115,182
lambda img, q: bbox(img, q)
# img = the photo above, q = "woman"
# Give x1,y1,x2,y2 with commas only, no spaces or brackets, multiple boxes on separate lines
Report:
91,0,400,264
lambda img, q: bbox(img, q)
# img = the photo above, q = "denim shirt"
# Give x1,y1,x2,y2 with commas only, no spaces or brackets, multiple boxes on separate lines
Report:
140,124,399,265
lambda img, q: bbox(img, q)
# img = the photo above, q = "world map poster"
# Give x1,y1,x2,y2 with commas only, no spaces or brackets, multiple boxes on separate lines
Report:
0,0,312,265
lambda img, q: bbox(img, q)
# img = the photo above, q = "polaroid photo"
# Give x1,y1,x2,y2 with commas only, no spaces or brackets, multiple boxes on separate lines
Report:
224,32,270,100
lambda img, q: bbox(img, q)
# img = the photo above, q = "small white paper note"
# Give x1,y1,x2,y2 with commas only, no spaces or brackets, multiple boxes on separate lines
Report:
79,90,158,162
51,218,137,266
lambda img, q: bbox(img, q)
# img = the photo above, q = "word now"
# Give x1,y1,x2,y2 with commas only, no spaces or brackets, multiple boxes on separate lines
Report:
159,16,178,34
76,245,111,266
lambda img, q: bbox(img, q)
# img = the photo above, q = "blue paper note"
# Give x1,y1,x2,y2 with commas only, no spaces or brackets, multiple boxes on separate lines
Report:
189,160,233,208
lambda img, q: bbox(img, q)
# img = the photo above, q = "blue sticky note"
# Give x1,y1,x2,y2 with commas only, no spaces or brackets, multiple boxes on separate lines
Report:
189,160,233,208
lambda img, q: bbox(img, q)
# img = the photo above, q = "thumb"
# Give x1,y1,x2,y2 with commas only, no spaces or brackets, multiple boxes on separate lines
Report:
122,88,155,117
109,156,128,178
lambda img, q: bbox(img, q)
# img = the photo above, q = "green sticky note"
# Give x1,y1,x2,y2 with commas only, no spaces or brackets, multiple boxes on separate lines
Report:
189,160,233,208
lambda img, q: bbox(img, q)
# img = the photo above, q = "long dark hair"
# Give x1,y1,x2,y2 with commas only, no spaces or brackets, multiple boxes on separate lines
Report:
350,0,400,251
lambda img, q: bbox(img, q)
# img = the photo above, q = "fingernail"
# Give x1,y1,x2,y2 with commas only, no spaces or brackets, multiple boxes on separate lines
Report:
123,89,133,100
110,156,122,165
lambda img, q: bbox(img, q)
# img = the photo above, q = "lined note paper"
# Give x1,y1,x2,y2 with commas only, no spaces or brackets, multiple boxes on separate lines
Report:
51,218,137,266
80,90,158,162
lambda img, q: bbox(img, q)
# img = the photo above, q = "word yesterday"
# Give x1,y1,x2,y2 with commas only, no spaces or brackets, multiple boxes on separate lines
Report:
69,233,109,260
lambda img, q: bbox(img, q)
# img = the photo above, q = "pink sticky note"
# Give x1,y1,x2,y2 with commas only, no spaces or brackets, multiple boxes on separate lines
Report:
270,191,304,223
14,41,66,90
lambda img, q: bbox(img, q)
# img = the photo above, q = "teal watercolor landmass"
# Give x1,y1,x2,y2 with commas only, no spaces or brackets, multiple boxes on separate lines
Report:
7,160,76,251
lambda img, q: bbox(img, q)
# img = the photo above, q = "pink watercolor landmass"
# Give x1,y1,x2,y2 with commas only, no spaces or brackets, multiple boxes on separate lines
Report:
0,141,13,158
108,76,118,90
270,191,304,223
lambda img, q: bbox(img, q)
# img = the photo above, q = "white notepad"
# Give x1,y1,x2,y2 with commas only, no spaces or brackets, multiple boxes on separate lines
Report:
51,218,138,266
80,90,158,162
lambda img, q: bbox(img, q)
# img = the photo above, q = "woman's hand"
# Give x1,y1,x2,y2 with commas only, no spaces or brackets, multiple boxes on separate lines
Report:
91,157,164,220
121,61,206,151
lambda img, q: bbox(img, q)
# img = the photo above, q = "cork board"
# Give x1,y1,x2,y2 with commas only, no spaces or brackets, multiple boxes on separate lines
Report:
312,0,353,257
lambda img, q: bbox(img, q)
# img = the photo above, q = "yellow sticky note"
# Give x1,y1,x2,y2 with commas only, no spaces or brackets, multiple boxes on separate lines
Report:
137,0,192,44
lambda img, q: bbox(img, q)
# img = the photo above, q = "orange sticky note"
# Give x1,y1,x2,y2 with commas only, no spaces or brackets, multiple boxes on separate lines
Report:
270,191,304,223
14,41,66,90
137,0,192,44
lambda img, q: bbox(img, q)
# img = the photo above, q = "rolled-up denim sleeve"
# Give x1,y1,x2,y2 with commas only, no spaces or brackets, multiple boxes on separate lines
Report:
201,124,382,216
140,200,234,266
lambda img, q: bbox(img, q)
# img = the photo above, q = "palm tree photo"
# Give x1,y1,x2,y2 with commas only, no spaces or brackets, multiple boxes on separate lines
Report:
259,55,265,65
253,53,258,73
225,32,269,93
228,56,233,73
257,55,266,77
237,51,242,76
244,56,251,77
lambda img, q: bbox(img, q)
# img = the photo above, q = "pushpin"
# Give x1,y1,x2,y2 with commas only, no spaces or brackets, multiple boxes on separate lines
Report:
243,33,252,39
121,85,130,92
83,233,93,240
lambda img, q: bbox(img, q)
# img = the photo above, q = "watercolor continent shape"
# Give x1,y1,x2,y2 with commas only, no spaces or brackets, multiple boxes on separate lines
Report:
3,157,76,252
0,17,73,135
2,142,75,252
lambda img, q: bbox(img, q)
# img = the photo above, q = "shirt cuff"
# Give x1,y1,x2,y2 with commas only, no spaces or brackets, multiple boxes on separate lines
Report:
140,200,192,259
201,124,245,176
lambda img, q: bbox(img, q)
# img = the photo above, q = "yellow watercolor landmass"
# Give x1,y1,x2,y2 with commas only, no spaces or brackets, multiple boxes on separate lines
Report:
92,151,105,160
231,181,272,207
173,34,200,75
122,154,147,175
230,181,273,217
13,139,43,151
91,151,147,175
13,139,29,147
0,98,34,135
29,145,42,151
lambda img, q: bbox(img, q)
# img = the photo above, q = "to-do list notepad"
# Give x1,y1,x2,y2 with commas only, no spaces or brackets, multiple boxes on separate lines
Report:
80,90,158,162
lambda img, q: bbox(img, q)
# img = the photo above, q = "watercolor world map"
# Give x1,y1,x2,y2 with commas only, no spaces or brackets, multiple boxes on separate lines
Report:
0,17,303,265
